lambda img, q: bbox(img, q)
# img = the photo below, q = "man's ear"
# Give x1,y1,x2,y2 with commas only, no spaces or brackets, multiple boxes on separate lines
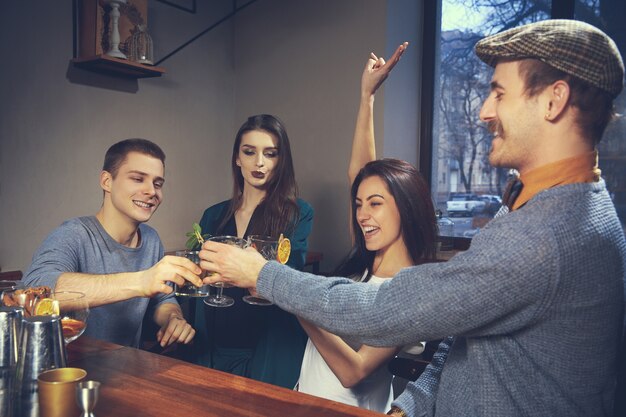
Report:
100,170,112,193
544,80,570,121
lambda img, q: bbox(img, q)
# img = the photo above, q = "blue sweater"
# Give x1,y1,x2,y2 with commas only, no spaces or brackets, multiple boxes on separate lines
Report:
256,180,625,416
23,216,176,347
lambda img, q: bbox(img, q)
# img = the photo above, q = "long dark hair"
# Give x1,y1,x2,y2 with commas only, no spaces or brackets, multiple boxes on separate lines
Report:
217,114,299,237
335,158,438,279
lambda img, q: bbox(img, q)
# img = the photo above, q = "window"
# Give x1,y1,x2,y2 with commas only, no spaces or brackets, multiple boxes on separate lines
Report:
426,0,626,239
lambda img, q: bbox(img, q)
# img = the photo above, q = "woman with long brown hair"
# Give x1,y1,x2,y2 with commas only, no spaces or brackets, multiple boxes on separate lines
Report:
295,43,438,412
192,114,313,388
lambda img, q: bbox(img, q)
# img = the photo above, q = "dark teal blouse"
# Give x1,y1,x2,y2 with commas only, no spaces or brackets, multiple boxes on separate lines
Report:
192,198,314,388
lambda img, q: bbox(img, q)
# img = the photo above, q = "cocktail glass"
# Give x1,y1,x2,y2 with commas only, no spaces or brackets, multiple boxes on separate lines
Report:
203,236,248,308
242,235,276,306
49,291,89,344
174,250,210,297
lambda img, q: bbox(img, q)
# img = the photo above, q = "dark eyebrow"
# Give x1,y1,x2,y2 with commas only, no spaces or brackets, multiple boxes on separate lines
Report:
242,144,278,151
490,80,504,91
128,170,148,176
356,194,385,203
128,170,164,183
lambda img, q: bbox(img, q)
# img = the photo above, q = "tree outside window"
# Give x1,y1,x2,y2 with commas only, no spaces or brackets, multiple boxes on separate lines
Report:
432,0,625,238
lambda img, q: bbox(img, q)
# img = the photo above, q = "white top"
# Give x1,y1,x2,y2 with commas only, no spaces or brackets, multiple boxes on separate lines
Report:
296,275,394,413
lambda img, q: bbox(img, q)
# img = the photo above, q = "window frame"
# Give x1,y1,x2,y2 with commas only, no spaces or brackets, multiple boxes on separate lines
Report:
419,0,580,249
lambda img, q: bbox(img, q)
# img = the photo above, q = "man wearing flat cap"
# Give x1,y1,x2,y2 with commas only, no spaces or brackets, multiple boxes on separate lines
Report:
199,20,626,417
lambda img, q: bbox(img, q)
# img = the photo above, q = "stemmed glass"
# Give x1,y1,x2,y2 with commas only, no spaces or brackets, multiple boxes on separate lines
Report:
49,291,89,344
203,236,248,308
174,250,210,297
242,235,277,306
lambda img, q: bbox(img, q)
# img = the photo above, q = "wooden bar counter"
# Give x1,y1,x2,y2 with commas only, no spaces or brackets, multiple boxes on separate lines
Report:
66,337,384,416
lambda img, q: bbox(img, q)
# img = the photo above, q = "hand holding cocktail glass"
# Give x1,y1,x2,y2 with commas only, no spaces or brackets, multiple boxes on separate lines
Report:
143,255,203,297
173,250,210,297
202,236,249,307
242,235,290,305
199,240,269,292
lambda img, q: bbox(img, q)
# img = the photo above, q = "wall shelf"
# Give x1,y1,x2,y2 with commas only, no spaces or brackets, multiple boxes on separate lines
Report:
71,55,166,79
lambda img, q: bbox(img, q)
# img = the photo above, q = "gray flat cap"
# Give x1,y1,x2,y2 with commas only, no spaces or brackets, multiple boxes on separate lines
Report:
475,19,624,98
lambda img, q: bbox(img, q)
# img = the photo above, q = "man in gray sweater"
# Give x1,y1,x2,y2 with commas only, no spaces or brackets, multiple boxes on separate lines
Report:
24,139,203,348
200,20,626,417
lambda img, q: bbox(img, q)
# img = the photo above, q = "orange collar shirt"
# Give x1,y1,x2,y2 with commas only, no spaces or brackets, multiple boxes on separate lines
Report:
512,151,601,211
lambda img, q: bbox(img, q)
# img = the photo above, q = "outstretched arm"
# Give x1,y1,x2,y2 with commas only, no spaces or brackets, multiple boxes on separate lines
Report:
348,42,409,184
299,318,398,388
53,255,203,308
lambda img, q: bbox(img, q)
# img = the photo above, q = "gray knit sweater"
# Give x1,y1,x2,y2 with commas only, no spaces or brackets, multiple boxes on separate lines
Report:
257,180,625,416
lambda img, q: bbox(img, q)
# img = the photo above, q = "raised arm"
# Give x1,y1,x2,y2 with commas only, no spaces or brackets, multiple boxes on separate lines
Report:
299,318,398,388
348,42,409,184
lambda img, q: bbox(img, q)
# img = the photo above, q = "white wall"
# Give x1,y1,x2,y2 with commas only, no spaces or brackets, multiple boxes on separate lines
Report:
0,0,424,274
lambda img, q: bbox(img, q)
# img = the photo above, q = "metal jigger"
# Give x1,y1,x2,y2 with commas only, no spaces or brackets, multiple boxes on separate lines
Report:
76,380,100,417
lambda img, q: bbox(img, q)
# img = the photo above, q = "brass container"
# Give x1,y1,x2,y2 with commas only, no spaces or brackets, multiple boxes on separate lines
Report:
37,368,87,417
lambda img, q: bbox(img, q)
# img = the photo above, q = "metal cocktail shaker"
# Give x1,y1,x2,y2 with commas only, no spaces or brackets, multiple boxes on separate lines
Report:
0,306,22,368
0,306,23,417
15,315,67,417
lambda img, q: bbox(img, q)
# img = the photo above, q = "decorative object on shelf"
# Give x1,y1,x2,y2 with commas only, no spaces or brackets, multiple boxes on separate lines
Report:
103,0,128,59
127,24,154,64
74,0,163,78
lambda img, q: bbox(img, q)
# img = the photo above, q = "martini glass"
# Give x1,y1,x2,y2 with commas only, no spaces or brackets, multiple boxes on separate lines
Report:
203,236,248,308
242,235,276,306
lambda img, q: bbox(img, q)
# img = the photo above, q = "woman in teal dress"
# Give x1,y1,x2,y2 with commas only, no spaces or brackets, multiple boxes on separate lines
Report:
192,114,313,388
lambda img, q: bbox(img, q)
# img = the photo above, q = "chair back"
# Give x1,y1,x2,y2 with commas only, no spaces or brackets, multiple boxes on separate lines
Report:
0,271,23,281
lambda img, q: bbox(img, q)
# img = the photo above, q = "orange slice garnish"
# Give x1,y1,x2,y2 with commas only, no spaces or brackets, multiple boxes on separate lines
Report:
62,318,86,338
277,234,291,264
35,298,60,316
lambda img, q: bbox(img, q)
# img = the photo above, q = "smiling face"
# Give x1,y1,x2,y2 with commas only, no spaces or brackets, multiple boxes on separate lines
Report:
355,175,405,255
236,130,279,190
102,151,164,225
479,60,544,173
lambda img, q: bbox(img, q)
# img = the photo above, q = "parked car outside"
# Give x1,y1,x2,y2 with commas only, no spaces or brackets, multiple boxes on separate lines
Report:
446,193,486,217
